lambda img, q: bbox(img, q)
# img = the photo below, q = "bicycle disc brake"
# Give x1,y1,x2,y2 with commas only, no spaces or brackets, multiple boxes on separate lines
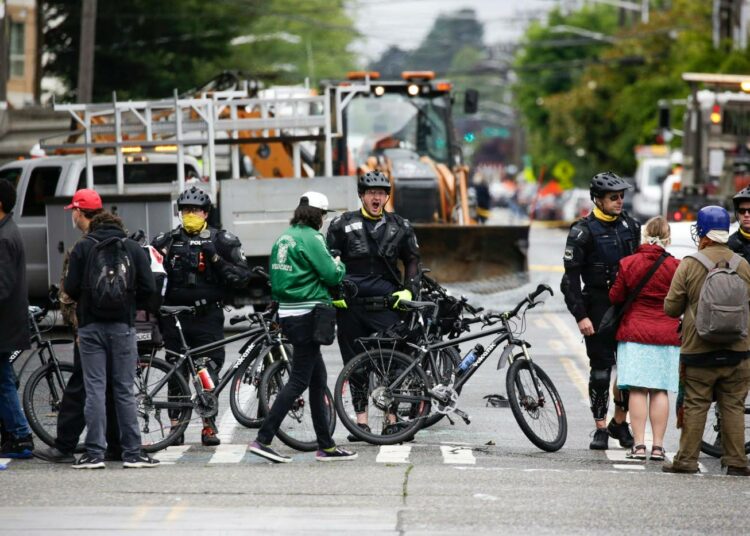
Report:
195,391,219,418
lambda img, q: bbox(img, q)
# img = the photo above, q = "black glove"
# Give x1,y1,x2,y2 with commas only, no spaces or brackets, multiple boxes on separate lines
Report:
201,241,218,262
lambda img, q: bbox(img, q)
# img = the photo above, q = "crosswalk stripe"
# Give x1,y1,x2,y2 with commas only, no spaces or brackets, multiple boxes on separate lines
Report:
217,406,238,444
0,458,11,468
376,445,411,464
155,446,191,465
613,464,645,471
208,444,247,464
440,446,475,465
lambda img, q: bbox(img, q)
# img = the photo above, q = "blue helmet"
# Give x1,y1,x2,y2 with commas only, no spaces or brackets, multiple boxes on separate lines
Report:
691,205,730,243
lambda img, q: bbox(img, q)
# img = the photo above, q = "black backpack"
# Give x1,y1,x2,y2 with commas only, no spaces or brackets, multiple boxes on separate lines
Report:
84,236,134,319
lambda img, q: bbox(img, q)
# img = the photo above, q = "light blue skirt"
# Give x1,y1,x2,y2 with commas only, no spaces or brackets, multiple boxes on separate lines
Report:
616,341,680,392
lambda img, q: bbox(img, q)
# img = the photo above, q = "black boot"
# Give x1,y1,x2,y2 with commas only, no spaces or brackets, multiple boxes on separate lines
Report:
589,428,609,450
607,418,634,448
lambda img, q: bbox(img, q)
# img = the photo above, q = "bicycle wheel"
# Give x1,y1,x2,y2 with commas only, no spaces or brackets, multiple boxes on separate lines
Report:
506,358,567,452
23,362,74,449
135,356,192,453
259,360,336,452
700,399,750,458
422,346,461,429
335,349,431,445
230,343,290,429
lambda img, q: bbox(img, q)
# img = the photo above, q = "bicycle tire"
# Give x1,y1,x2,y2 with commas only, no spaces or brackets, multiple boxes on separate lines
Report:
229,343,291,429
506,358,567,452
334,349,431,445
135,356,192,453
700,400,750,458
258,359,336,452
422,346,461,429
23,362,75,450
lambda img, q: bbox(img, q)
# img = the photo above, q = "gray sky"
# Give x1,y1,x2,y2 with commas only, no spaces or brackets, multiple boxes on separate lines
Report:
349,0,564,64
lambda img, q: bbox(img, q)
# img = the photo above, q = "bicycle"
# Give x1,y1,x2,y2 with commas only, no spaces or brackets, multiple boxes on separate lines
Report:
700,395,750,457
21,306,77,449
136,302,335,452
334,284,568,451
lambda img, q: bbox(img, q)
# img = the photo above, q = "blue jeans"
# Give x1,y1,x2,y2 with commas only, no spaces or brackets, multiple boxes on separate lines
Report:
0,353,32,438
78,323,142,459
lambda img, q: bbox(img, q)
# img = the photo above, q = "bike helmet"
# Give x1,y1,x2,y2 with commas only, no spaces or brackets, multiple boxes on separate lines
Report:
177,186,211,210
733,186,750,211
691,205,730,243
358,170,391,194
589,171,632,200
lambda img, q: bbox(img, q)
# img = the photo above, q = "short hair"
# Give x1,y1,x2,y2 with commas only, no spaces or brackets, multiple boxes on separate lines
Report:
0,179,17,213
290,204,324,230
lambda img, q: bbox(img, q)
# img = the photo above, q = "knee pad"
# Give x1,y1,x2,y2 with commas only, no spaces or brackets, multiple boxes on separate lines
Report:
614,387,629,412
589,367,611,420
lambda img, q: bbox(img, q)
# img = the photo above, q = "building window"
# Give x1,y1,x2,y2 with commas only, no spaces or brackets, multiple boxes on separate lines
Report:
10,21,25,78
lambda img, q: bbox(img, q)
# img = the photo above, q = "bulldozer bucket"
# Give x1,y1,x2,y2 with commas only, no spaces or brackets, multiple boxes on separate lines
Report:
413,224,529,284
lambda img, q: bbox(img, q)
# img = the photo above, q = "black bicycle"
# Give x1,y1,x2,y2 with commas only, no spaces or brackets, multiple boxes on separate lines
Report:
334,284,567,452
21,306,77,449
700,395,750,457
136,302,335,452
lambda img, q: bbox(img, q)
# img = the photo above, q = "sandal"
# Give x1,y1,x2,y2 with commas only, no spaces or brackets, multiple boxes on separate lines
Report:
650,446,665,461
625,444,647,460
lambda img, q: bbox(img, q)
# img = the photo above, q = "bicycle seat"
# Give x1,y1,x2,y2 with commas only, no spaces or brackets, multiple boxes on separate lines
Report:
159,305,195,316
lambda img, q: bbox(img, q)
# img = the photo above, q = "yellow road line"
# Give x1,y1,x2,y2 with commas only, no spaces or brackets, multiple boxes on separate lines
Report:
529,264,564,273
165,503,188,522
129,505,151,526
561,357,589,403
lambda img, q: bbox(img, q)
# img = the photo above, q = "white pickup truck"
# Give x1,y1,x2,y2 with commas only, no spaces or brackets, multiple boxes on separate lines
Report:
0,153,358,304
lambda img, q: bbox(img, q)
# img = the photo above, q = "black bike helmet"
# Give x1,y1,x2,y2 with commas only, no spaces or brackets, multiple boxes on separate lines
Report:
589,171,632,199
733,186,750,211
358,170,391,194
177,186,211,210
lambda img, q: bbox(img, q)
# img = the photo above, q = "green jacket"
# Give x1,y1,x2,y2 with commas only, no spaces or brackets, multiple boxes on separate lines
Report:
270,224,345,311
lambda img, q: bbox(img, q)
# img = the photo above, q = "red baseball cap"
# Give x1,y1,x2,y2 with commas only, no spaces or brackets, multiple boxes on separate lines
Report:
65,189,102,210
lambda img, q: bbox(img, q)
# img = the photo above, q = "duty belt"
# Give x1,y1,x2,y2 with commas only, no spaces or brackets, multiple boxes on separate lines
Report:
350,296,391,311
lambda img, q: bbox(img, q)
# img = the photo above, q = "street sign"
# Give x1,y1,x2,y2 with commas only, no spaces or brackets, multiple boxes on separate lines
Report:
553,159,575,188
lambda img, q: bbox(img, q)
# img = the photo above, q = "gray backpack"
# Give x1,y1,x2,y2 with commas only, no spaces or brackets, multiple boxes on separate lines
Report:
689,251,749,344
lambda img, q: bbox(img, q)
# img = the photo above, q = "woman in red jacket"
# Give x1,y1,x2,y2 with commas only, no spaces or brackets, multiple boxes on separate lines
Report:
609,216,681,461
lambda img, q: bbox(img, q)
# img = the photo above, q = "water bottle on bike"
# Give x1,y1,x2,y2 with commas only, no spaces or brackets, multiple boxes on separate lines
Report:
458,344,484,375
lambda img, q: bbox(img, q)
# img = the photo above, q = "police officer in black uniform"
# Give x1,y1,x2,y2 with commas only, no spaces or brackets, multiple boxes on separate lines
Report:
326,171,421,439
729,186,750,263
152,186,251,446
561,172,640,450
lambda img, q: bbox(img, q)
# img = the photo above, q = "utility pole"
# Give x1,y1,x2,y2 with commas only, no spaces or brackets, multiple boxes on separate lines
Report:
77,0,97,103
0,0,7,102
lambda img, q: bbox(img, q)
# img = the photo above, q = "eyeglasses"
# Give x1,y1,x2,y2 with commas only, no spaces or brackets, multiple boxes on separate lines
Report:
181,207,205,214
364,189,388,197
607,193,625,201
738,208,750,215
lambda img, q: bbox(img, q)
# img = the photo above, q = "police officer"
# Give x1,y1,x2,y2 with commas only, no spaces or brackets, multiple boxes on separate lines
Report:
561,172,640,450
326,171,420,439
152,186,251,446
729,186,750,263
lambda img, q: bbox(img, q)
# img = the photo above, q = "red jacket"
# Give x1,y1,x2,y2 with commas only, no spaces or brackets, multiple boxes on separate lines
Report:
609,244,681,346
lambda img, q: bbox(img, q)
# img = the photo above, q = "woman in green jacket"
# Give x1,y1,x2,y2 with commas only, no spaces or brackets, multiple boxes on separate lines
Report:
250,192,357,463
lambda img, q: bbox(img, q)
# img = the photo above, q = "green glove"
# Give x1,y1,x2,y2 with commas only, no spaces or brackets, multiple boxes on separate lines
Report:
332,299,348,309
391,289,413,310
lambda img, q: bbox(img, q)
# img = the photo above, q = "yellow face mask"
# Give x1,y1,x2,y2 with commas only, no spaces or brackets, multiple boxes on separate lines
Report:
182,213,207,234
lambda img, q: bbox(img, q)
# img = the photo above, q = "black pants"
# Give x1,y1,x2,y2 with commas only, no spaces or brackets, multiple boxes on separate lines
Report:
55,343,120,454
336,305,400,363
256,313,334,450
583,291,617,369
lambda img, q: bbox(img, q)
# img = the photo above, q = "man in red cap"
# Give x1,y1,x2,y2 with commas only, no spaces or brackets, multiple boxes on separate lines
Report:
34,189,122,464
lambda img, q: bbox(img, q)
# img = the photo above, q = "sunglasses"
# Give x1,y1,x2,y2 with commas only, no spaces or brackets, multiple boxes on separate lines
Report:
738,208,750,215
607,193,625,201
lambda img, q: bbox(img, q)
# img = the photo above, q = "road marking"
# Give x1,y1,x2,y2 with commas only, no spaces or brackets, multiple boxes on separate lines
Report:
208,444,247,464
529,264,565,273
129,505,151,525
613,464,645,471
545,313,589,368
155,445,191,465
605,450,639,462
560,357,589,405
664,452,705,473
376,445,411,464
473,493,499,501
165,503,188,522
0,458,11,467
548,340,565,352
533,317,548,329
217,406,238,444
440,446,476,465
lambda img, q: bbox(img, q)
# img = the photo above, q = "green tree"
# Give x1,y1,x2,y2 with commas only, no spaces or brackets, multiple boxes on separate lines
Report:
43,0,246,101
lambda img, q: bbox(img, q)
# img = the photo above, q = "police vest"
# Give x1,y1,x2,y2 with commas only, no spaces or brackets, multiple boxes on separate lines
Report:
336,212,410,283
581,215,638,289
163,227,225,304
729,232,750,265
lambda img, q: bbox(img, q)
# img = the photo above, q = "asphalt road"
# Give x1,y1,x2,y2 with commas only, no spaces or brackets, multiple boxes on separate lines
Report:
1,225,748,535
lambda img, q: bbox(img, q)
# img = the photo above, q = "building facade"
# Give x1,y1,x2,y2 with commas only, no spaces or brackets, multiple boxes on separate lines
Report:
4,0,38,108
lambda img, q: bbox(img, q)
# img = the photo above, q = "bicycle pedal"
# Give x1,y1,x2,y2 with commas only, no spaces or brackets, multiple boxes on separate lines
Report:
455,409,471,425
